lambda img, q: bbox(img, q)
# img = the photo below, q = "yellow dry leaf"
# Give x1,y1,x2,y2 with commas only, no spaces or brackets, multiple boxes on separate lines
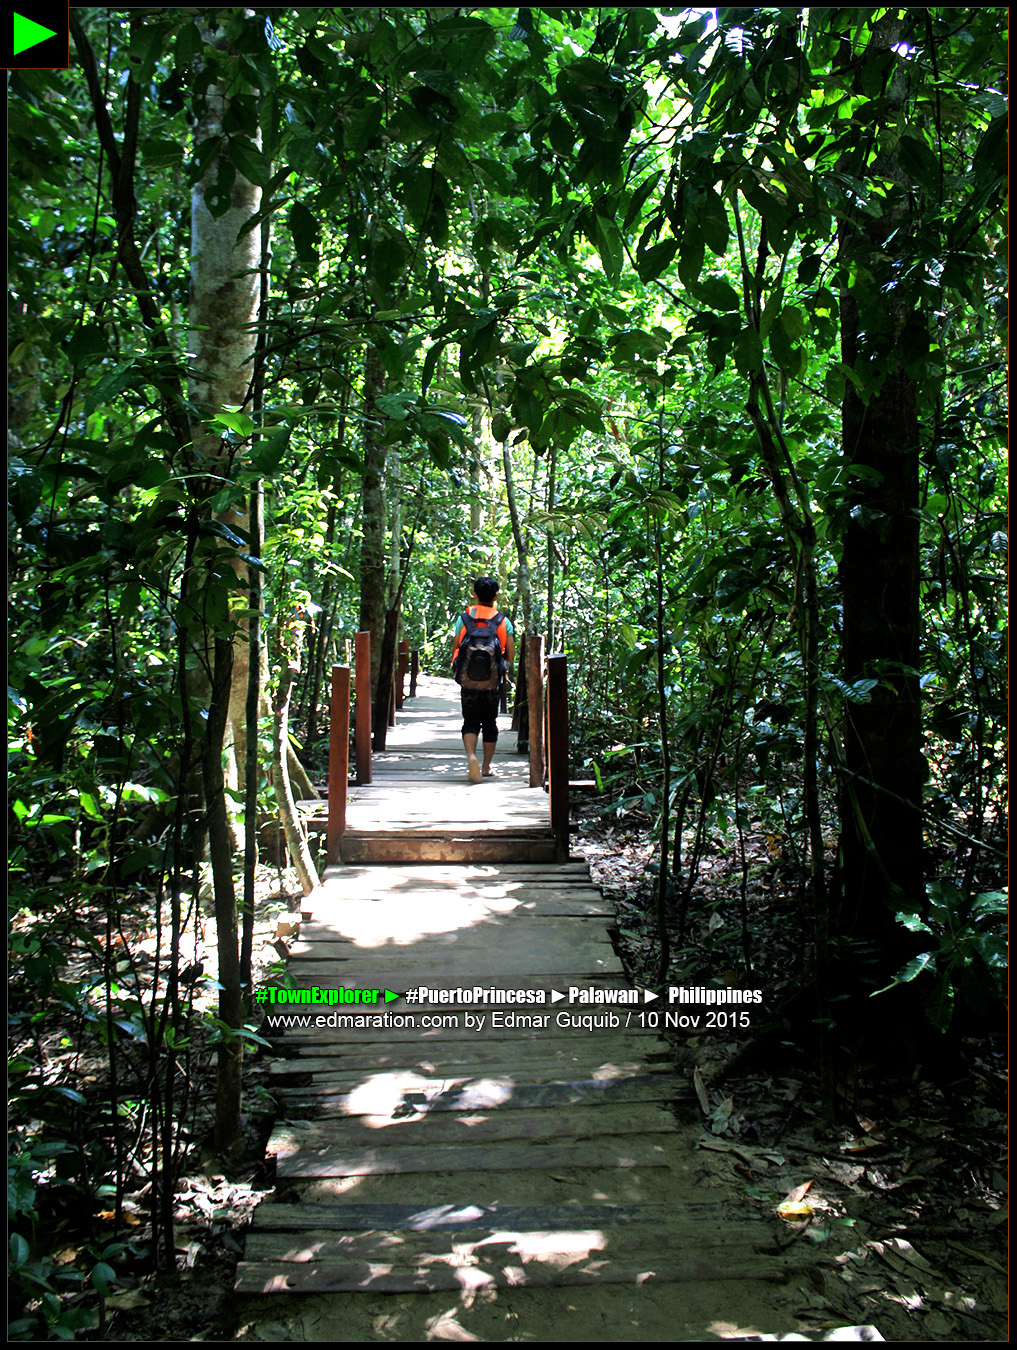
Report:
776,1200,814,1219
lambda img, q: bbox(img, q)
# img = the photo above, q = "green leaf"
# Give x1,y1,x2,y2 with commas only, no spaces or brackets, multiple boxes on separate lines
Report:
228,137,270,187
143,138,185,170
251,430,289,475
346,101,384,159
678,223,704,285
212,411,255,439
693,274,741,312
635,239,678,284
83,361,138,416
590,214,623,283
873,951,935,994
733,327,763,376
91,1262,116,1296
64,324,109,366
288,200,319,266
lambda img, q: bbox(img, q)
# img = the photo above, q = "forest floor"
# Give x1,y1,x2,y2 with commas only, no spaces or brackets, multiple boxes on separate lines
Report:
30,796,1006,1343
579,807,1008,1343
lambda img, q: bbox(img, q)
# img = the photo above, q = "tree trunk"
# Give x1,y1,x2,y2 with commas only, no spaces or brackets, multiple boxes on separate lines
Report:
372,606,401,751
501,434,534,634
837,14,925,1011
241,481,263,995
188,18,264,810
470,406,485,536
204,634,243,1157
273,659,321,898
840,355,923,940
359,346,387,699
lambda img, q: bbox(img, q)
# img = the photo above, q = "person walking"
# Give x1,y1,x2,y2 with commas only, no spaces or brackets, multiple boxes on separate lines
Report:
451,576,514,783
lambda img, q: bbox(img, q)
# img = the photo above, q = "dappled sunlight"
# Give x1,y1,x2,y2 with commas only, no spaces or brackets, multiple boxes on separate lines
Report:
311,862,551,947
342,1070,517,1120
590,1061,645,1080
471,1229,608,1268
330,900,521,947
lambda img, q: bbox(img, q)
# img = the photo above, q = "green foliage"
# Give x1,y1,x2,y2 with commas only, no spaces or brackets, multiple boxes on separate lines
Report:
6,3,1008,1305
878,884,1008,1030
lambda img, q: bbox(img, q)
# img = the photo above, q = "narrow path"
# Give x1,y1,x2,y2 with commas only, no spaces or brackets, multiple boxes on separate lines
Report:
337,676,559,863
238,680,793,1340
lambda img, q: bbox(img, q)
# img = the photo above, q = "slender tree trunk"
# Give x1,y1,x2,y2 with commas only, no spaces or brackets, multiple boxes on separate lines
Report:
653,511,671,986
501,435,534,634
204,634,243,1156
838,14,924,1022
241,481,263,995
273,659,321,897
470,406,485,536
546,441,557,652
188,23,263,799
359,346,387,698
372,606,401,751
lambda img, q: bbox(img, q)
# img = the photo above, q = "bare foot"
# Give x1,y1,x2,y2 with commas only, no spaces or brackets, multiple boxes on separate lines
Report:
467,754,482,784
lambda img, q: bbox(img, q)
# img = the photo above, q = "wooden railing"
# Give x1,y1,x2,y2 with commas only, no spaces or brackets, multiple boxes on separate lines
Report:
327,629,375,865
546,653,570,862
355,630,371,786
326,664,350,866
325,632,570,866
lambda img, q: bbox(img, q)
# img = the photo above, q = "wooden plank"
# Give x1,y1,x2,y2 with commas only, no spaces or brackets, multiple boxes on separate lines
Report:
546,654,569,860
298,902,617,938
275,1074,692,1114
247,1199,736,1233
235,1245,779,1294
245,1224,775,1262
292,925,617,951
266,1104,676,1156
322,861,591,880
272,1135,677,1179
340,823,554,837
312,881,605,897
267,1056,668,1086
269,1055,672,1090
339,837,560,864
290,935,617,965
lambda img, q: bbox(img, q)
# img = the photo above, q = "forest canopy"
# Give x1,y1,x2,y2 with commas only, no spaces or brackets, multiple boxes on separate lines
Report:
7,6,1007,1338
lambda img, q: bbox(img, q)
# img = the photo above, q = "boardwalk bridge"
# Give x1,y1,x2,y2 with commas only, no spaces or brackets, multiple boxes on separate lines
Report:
236,638,786,1339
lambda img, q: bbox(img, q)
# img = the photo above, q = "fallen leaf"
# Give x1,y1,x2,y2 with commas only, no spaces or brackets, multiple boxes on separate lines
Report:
785,1179,814,1204
945,1240,1008,1275
776,1199,814,1219
693,1067,710,1115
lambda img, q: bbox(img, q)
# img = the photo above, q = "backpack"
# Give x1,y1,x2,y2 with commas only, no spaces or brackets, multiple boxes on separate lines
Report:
454,610,506,690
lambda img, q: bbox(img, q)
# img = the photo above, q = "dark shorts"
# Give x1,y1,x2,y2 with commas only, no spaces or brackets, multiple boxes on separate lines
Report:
461,688,500,742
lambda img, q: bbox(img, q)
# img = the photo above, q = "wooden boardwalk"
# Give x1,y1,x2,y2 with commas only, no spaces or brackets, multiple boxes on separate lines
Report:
239,679,788,1339
338,679,559,863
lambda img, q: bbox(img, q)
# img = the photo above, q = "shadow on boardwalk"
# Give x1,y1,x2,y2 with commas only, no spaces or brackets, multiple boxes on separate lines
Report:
237,679,800,1340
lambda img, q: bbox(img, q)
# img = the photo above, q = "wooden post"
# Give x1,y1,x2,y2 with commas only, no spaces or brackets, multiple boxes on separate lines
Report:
511,632,526,733
326,665,350,865
396,638,409,709
355,631,372,785
527,634,545,789
546,654,569,861
409,649,419,697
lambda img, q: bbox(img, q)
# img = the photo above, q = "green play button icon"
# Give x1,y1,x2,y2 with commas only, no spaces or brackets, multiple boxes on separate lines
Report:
13,13,57,56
